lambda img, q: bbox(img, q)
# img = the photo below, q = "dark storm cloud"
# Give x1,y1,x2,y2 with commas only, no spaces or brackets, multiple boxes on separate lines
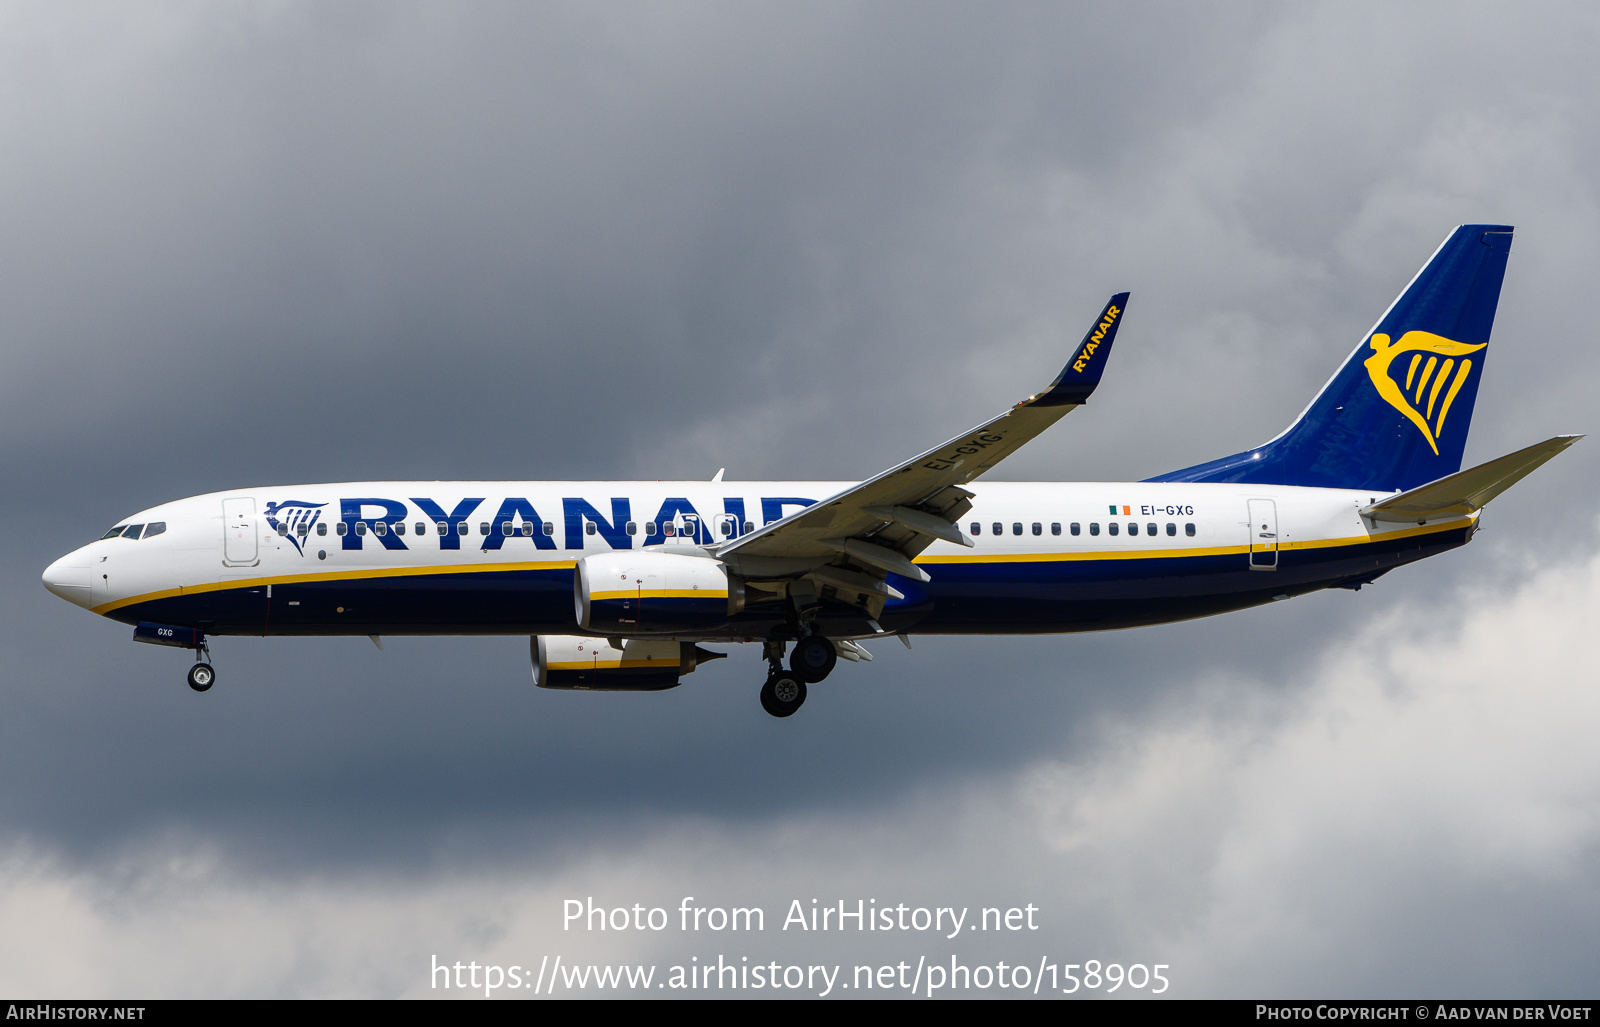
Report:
4,0,1600,996
2,0,1289,860
0,2,1273,484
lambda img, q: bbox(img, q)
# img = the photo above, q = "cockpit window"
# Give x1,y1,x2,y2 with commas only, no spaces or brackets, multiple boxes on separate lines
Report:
102,526,129,540
122,524,145,539
143,522,167,539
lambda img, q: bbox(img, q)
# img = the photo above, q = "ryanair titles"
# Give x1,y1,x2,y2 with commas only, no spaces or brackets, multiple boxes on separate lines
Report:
272,495,818,555
1071,303,1121,373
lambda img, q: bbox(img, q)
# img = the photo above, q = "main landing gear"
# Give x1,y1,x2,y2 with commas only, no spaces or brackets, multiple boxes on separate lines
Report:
759,635,838,718
789,635,837,683
760,672,806,718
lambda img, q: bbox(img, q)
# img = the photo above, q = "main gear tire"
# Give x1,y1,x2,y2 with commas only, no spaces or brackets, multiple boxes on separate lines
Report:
789,635,837,683
759,673,807,717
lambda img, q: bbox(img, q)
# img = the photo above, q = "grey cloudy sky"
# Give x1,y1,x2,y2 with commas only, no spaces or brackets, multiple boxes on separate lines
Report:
3,0,1599,998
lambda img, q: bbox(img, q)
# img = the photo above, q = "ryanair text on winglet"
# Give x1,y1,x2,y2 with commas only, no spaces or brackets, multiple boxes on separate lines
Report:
1071,304,1121,373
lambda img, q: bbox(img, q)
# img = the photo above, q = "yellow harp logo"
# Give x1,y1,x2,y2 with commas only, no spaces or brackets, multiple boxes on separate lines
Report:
1363,331,1486,455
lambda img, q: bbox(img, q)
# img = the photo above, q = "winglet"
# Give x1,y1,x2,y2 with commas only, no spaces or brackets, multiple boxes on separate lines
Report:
1029,292,1130,407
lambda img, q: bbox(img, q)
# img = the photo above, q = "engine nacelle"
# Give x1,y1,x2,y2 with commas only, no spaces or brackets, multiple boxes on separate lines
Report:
575,550,740,635
533,634,721,691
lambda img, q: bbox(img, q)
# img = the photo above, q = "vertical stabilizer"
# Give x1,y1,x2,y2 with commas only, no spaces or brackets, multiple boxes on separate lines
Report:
1150,225,1512,492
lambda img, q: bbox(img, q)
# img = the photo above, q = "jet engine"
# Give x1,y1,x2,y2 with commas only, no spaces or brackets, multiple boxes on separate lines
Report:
533,634,724,691
574,550,742,635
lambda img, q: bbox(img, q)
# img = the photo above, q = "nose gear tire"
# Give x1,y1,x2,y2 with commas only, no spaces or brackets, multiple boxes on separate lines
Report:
187,663,215,692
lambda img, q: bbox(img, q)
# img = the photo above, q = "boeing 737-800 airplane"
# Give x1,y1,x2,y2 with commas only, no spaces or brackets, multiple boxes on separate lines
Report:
42,225,1577,716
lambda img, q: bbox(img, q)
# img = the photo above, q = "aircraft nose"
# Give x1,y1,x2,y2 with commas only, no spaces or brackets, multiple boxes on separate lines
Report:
42,549,94,608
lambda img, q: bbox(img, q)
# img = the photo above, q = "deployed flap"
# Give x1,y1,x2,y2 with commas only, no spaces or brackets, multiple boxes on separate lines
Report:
1361,435,1581,523
719,294,1128,568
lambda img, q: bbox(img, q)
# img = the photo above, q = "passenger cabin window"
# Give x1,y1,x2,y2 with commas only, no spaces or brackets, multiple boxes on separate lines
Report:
664,523,675,536
356,522,368,536
318,523,328,536
296,524,308,537
436,521,448,535
626,521,638,535
585,522,597,536
1032,522,1042,536
991,522,1002,535
1147,522,1157,536
1089,523,1100,536
1012,522,1022,535
743,521,754,533
457,522,469,535
1051,522,1061,536
1166,523,1176,536
970,522,980,536
336,522,348,536
395,523,405,536
101,526,128,540
1108,523,1119,536
478,522,489,535
1127,522,1137,535
275,523,288,536
1070,522,1080,536
374,522,386,536
416,522,426,535
144,522,166,539
1185,523,1196,537
543,522,554,536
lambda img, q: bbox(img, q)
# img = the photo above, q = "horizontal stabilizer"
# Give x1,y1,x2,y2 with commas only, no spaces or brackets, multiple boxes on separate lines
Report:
1361,435,1582,523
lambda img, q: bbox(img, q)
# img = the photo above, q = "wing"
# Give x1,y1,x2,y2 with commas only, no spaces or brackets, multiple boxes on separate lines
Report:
716,293,1129,596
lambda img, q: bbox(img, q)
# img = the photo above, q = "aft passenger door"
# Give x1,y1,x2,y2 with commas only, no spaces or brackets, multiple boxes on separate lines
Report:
222,497,260,567
1247,498,1278,570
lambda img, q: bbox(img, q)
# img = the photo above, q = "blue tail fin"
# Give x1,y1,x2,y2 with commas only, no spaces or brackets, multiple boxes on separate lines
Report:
1149,225,1513,492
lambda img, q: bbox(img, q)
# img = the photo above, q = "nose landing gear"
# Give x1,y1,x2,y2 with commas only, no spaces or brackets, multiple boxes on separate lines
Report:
131,623,217,693
187,662,215,692
186,638,215,693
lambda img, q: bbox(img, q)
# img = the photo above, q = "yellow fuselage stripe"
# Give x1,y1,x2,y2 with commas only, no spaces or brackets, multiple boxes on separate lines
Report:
91,559,577,615
95,518,1469,616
